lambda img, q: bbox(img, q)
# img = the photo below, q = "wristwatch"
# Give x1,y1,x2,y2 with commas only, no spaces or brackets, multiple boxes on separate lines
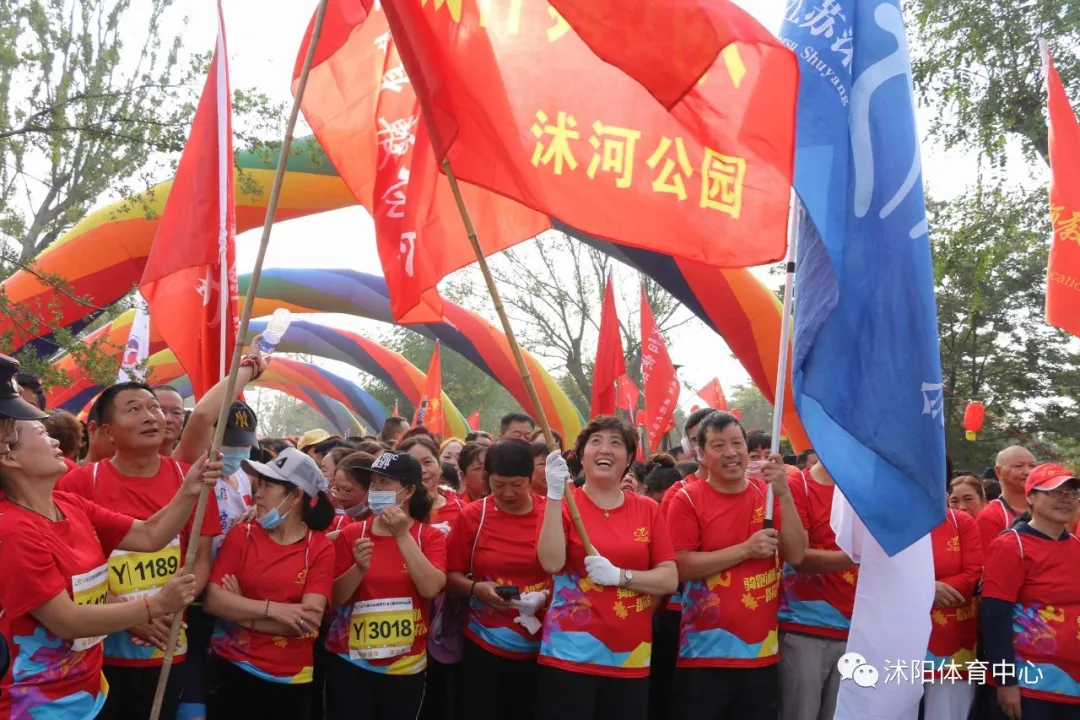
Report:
623,569,633,589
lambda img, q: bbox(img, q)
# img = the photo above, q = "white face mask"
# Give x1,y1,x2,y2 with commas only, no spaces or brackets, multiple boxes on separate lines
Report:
368,489,404,515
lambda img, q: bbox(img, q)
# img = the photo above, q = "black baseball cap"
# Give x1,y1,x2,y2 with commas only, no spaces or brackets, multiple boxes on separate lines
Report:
369,450,422,487
223,400,258,448
0,355,48,421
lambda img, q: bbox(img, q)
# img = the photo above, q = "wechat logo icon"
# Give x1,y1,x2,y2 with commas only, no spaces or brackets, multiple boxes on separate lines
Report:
838,652,879,689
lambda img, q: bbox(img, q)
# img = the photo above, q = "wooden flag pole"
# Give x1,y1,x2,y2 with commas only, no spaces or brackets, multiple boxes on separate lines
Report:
441,157,596,556
147,0,330,716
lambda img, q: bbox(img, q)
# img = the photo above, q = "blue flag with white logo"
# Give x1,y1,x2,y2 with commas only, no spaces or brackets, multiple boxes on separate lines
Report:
781,0,945,556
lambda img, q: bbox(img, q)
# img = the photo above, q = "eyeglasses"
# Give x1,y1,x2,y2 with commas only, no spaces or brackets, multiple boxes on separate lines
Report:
1043,487,1080,501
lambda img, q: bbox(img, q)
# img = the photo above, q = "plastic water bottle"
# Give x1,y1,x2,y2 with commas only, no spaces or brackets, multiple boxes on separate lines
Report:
256,308,292,360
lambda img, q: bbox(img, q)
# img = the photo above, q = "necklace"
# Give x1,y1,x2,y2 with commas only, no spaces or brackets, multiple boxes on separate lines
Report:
10,499,60,522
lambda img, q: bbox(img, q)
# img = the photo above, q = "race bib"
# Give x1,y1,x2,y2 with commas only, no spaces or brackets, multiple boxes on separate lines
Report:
108,537,181,600
71,564,109,651
349,597,415,660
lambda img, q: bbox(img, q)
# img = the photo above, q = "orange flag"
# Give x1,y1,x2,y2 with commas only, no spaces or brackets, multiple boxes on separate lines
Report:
590,272,626,417
375,0,796,272
140,1,237,400
293,2,547,323
697,377,729,411
1043,40,1080,337
413,341,445,436
547,0,765,110
640,287,679,450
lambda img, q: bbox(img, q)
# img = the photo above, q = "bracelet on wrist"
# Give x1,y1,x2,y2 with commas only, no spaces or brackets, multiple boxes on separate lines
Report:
143,596,153,622
263,599,271,619
470,581,478,598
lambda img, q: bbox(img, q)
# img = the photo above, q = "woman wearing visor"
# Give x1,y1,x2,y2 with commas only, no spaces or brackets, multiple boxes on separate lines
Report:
982,464,1080,719
324,450,446,720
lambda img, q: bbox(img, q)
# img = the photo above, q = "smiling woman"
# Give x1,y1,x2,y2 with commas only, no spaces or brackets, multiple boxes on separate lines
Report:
535,415,678,720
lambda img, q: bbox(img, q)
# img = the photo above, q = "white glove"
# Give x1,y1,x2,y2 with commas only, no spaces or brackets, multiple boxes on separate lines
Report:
431,521,452,537
514,614,542,635
584,554,622,587
511,591,548,616
546,451,570,501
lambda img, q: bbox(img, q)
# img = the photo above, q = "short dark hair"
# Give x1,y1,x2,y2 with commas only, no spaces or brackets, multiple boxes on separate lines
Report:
529,440,550,460
675,460,699,478
696,411,746,449
484,439,534,479
352,440,386,456
379,416,409,443
457,442,487,474
573,415,637,475
259,438,290,457
151,385,183,398
400,425,435,444
500,412,535,434
396,435,439,461
313,438,351,457
465,430,492,442
796,448,817,467
684,408,718,435
441,462,461,490
43,410,83,458
531,427,562,449
644,454,680,495
746,431,771,455
90,382,156,425
16,373,46,410
336,452,375,488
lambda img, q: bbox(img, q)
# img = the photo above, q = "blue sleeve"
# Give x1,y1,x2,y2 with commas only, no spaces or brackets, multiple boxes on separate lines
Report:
980,597,1017,686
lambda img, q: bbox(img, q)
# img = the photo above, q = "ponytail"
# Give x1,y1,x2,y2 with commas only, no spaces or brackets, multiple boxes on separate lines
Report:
301,490,335,532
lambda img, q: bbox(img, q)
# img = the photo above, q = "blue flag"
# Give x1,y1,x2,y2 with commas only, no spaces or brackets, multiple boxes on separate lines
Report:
781,0,946,556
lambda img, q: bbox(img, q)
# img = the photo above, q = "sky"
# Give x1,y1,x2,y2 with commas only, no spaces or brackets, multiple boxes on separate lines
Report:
143,0,1047,418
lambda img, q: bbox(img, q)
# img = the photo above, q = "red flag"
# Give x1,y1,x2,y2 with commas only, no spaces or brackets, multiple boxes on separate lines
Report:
1043,41,1080,337
412,341,445,436
590,272,626,417
393,399,400,418
640,287,679,450
466,411,480,432
731,409,742,422
696,377,729,411
547,0,756,110
376,0,795,273
616,374,639,414
139,2,237,401
293,2,547,323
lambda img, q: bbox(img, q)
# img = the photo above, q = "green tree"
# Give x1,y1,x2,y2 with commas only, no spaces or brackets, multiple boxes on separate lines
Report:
248,387,335,438
909,0,1079,164
723,383,795,456
930,181,1080,471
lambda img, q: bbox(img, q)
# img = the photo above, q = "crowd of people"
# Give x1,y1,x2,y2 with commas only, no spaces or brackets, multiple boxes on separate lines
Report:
0,349,1077,720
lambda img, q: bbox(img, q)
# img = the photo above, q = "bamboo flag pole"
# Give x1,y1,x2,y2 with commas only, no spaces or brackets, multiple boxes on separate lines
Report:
441,158,597,557
147,0,330,716
763,191,800,530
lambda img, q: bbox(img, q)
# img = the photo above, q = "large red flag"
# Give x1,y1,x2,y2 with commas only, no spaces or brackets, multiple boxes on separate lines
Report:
293,2,547,323
590,272,626,417
547,0,757,110
1043,41,1080,337
697,377,729,411
140,2,236,400
413,341,445,436
640,287,679,450
466,411,480,432
376,0,796,272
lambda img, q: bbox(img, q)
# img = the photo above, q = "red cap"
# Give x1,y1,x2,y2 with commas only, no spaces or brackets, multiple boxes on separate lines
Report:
1025,463,1078,495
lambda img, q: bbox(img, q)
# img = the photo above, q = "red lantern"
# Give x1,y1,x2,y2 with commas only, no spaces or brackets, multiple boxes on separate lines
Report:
963,402,985,441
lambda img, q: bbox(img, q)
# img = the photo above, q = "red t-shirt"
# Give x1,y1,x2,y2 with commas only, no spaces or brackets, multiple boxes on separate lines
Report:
0,492,133,719
777,472,858,640
982,528,1080,704
976,498,1019,557
57,457,220,667
669,478,782,668
324,520,447,675
446,495,550,659
926,510,983,676
538,488,676,679
209,523,334,684
61,457,78,472
434,491,466,529
326,513,352,534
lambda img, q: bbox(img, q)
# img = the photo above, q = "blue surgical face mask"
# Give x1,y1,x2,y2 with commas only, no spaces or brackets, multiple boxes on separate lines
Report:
344,502,368,519
220,446,250,477
369,489,403,515
258,496,293,530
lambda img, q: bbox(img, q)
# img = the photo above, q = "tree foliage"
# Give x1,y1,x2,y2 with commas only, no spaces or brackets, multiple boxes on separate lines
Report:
909,0,1080,164
247,387,334,438
931,181,1080,471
